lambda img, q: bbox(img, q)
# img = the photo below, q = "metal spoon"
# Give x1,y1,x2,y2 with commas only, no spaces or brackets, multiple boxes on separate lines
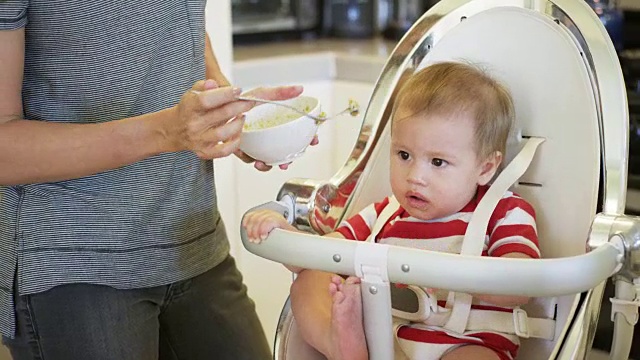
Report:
236,96,360,123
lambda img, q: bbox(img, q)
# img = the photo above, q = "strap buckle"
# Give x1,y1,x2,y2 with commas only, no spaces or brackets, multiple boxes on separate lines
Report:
513,308,530,338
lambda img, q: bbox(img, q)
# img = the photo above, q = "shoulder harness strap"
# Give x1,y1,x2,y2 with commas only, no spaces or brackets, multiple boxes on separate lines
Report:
444,137,545,334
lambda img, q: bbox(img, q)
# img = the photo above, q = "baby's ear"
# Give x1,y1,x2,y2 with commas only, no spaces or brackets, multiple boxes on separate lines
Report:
477,151,503,186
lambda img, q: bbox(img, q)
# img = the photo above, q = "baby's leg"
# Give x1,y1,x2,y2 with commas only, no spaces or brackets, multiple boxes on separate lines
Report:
441,344,502,360
328,276,368,360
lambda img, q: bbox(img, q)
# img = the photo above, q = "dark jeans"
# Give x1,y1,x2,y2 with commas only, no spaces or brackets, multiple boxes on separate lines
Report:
2,255,271,360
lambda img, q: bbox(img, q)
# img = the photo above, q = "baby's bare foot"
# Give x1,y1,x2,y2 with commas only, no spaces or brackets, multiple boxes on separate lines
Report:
329,276,368,360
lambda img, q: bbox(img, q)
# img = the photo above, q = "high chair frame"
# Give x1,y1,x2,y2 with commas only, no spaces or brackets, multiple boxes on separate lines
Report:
240,0,639,359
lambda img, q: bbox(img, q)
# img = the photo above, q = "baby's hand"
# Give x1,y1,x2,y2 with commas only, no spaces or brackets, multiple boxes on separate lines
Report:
242,209,292,244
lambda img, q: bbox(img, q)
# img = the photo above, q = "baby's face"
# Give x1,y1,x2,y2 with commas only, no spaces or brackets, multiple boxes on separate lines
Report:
389,111,498,221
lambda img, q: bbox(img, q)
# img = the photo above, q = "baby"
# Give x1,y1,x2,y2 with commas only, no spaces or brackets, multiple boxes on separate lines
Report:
243,62,540,360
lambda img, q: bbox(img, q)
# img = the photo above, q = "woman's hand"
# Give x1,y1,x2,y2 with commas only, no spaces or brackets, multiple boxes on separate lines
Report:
163,79,304,160
166,80,243,159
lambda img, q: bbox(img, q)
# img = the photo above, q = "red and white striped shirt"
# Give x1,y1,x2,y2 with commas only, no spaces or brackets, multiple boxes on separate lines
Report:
336,186,539,259
335,186,539,358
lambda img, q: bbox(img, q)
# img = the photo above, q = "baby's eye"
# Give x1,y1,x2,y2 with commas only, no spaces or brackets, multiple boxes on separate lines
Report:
398,151,410,160
431,158,448,167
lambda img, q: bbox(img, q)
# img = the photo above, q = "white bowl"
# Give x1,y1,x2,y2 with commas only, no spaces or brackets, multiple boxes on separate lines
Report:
240,96,321,166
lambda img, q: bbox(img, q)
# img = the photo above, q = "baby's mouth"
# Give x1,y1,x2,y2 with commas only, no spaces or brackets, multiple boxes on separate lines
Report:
405,192,428,208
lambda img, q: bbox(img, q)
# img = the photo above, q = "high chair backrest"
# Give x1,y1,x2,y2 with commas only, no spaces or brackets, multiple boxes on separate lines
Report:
343,5,601,359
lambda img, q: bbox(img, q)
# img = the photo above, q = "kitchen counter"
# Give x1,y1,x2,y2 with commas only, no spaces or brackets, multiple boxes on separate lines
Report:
233,37,398,62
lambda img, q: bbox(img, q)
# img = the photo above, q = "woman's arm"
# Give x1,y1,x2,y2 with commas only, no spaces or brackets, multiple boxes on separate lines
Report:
205,32,230,86
0,29,179,185
0,29,301,186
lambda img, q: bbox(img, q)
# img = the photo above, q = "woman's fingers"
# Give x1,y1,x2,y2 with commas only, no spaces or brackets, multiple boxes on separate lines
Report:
191,84,304,119
195,136,241,160
242,85,303,102
254,161,273,172
194,119,244,159
201,95,260,128
233,149,254,164
192,86,243,111
201,114,244,144
192,79,219,92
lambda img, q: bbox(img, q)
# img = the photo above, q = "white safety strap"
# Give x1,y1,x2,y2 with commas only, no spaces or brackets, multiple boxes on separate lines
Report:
365,197,401,244
436,308,554,340
354,200,396,279
354,197,400,360
446,308,555,340
444,137,545,334
354,196,400,288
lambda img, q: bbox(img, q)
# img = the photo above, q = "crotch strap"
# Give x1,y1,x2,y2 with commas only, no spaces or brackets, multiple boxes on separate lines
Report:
444,137,545,335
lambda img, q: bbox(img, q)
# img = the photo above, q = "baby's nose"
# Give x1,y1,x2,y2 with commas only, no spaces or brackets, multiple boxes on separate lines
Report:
407,172,427,186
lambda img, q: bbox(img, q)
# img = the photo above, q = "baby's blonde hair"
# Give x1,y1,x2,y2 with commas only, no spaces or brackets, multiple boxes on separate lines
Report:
393,62,514,160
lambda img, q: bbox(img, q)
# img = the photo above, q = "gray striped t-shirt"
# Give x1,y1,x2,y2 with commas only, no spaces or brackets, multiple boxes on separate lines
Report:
0,0,230,337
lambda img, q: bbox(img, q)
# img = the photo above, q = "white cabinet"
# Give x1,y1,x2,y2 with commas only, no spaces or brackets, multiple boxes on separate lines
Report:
215,53,380,348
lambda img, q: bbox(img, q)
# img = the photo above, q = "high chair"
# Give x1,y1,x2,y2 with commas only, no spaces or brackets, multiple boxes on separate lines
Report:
240,0,638,358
